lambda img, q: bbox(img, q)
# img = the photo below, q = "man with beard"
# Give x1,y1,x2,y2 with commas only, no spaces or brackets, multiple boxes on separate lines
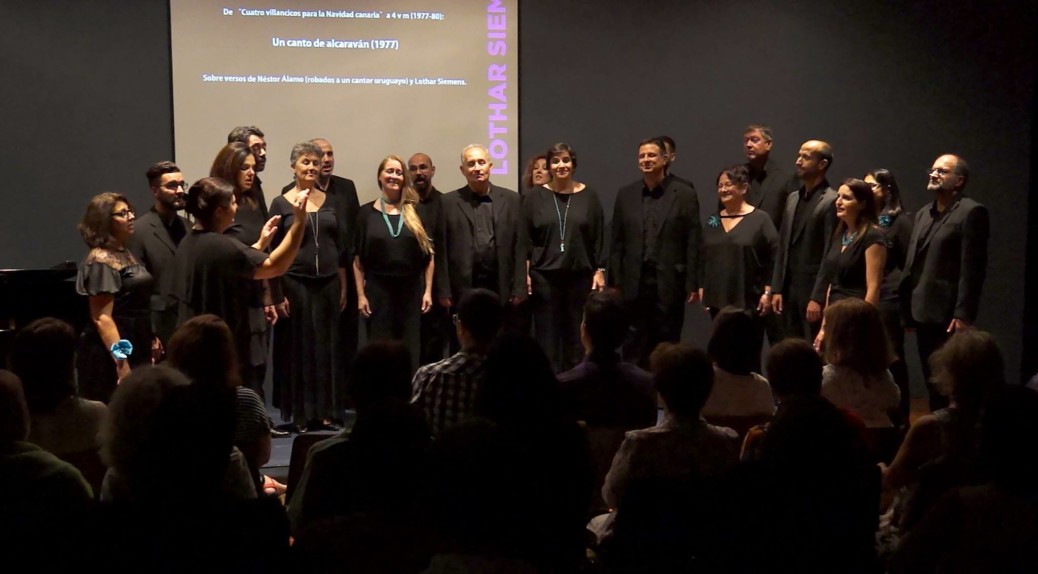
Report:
609,138,702,367
409,152,450,364
438,145,524,351
902,154,988,410
128,161,190,348
771,140,838,341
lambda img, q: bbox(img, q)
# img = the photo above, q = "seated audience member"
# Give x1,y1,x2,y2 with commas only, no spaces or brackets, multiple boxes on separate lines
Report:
730,394,880,572
8,317,107,455
0,369,93,561
424,335,593,573
166,314,270,496
741,338,830,461
820,298,900,427
881,330,1005,536
702,309,774,421
557,289,656,428
411,288,502,436
599,344,738,525
890,385,1038,573
94,366,289,570
290,340,430,535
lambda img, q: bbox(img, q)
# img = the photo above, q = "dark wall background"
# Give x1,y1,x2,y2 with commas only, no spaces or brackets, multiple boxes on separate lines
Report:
1,0,1034,382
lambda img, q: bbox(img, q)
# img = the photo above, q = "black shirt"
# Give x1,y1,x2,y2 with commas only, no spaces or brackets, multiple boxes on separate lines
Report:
521,186,606,273
642,183,665,264
792,180,828,237
354,202,432,277
169,230,268,361
878,211,913,306
701,209,778,310
269,195,343,279
746,157,797,231
812,226,886,303
460,187,497,270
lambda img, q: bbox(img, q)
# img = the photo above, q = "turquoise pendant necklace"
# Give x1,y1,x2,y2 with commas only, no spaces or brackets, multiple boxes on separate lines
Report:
380,197,404,237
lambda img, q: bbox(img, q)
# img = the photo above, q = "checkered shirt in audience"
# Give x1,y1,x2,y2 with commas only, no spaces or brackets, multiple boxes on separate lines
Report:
411,351,487,436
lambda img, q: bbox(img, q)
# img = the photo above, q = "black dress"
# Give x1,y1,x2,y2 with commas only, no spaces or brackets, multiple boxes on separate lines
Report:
168,229,268,380
354,202,432,369
225,189,277,394
75,248,154,402
701,210,778,311
269,195,345,425
521,186,606,372
878,211,913,422
812,226,887,304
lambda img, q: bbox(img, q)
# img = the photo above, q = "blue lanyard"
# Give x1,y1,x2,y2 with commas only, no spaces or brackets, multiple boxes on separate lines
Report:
380,197,404,237
552,192,570,252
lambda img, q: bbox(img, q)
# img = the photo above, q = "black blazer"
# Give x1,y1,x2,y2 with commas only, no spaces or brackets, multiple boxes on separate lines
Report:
127,209,190,309
437,183,525,302
901,196,989,325
772,183,838,303
608,176,701,306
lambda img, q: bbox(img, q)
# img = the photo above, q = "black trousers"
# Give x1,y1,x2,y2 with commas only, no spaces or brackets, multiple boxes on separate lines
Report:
624,266,685,368
531,268,592,372
778,288,821,342
419,301,451,366
365,272,423,371
916,322,952,412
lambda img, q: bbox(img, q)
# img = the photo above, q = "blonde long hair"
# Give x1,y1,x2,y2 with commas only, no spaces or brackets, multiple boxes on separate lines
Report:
378,155,433,255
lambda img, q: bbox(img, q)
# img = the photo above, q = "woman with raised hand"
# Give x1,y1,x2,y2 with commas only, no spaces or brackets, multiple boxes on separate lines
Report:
169,176,307,387
521,143,606,371
353,155,435,369
75,192,155,402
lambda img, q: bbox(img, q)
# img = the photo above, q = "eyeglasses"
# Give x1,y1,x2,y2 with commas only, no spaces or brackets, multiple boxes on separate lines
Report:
111,209,135,219
161,181,187,191
928,167,952,176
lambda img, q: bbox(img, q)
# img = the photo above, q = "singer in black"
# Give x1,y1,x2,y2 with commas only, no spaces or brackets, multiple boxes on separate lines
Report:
700,166,778,369
354,155,435,370
269,142,348,431
521,143,606,372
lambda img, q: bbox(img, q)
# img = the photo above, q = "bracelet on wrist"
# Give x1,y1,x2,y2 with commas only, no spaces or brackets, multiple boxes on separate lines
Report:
110,339,134,361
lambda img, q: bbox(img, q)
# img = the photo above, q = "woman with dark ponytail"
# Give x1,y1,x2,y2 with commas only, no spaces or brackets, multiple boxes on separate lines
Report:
168,177,308,384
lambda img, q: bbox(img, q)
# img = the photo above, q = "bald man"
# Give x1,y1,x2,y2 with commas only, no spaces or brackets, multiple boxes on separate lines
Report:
409,152,450,365
771,140,838,341
437,145,525,351
902,154,988,410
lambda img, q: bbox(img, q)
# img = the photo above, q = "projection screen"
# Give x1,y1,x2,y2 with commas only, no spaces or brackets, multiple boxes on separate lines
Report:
170,0,519,197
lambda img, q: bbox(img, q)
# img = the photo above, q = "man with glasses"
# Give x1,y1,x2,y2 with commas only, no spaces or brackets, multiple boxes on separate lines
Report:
128,161,190,347
902,154,989,410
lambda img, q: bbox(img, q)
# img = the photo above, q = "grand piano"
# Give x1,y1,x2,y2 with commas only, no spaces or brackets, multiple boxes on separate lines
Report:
0,263,88,364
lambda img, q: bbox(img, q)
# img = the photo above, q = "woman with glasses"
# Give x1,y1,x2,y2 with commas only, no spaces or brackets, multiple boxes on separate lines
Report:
864,168,913,426
698,165,779,371
75,192,155,402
